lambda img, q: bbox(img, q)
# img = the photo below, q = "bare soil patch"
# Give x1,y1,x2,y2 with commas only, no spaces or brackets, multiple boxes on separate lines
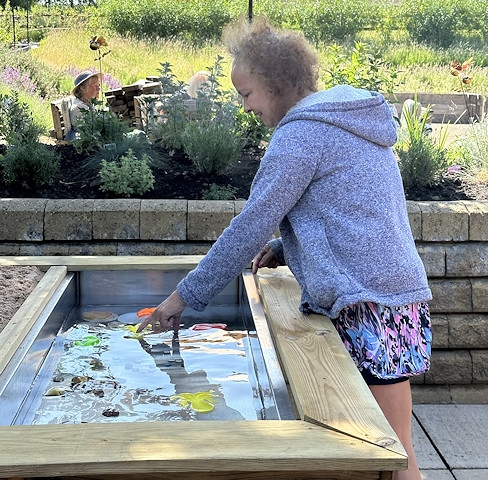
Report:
0,266,44,333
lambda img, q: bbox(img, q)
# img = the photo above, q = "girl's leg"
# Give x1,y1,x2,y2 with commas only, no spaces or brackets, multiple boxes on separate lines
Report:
369,380,421,480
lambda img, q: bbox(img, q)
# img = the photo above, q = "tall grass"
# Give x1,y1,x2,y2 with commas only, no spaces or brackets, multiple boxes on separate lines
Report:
30,27,231,90
31,27,488,96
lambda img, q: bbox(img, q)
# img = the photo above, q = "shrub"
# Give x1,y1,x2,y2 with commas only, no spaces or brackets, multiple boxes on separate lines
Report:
395,101,449,192
447,118,488,180
81,132,156,179
182,118,245,175
1,141,60,188
99,148,154,197
0,90,39,141
401,0,464,48
299,0,377,43
180,58,246,173
201,183,238,200
0,46,62,99
149,56,247,175
0,91,60,187
72,99,130,154
148,62,189,150
467,0,488,41
323,42,401,94
99,0,233,44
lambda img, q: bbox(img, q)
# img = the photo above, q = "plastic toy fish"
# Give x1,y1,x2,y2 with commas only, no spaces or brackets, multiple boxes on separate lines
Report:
190,323,228,331
124,323,151,339
45,387,67,396
137,307,156,317
171,390,218,413
74,335,100,347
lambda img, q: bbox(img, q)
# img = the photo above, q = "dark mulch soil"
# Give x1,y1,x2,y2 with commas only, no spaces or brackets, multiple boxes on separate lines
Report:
0,142,486,201
0,143,262,201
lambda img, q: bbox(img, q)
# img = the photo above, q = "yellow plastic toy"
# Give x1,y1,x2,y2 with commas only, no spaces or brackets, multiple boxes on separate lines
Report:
171,390,218,413
124,323,151,339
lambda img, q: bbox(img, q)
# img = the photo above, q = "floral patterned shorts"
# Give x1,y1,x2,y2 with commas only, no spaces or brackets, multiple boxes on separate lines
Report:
331,302,432,382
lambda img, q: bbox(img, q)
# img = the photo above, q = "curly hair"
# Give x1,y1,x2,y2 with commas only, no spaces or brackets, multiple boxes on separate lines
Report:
222,15,319,96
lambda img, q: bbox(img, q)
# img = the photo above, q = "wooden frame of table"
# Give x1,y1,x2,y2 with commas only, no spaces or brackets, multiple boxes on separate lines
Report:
0,256,407,480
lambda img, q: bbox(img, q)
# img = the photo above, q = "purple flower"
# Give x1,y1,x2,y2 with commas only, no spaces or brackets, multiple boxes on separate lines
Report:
447,165,462,174
65,67,122,91
0,67,37,94
102,73,122,90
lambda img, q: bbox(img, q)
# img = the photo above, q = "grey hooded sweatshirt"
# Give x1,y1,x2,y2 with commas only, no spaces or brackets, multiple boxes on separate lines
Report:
177,85,432,318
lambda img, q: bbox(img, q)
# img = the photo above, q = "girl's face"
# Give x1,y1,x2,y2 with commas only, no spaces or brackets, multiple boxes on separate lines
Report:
231,62,290,128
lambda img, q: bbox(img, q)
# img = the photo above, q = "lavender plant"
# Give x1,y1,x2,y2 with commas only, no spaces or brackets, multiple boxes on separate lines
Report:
0,92,60,187
0,67,37,95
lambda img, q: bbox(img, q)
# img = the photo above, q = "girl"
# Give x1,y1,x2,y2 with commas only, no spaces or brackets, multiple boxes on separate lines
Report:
139,17,431,480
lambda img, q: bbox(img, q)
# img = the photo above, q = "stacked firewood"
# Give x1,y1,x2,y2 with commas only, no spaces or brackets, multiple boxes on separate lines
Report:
104,77,161,125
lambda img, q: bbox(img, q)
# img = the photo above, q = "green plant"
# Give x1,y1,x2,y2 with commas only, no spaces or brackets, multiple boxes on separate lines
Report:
72,99,130,154
401,0,463,48
301,0,376,43
99,148,155,197
1,140,60,187
149,61,189,150
0,90,40,141
323,42,401,94
201,183,238,200
81,132,157,179
445,57,488,182
0,91,60,188
98,0,234,44
447,116,488,179
395,100,449,192
182,118,245,175
0,46,62,99
235,107,270,148
150,56,247,174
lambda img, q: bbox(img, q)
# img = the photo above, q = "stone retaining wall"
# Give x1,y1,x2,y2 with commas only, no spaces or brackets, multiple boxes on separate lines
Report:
1,198,487,403
406,201,488,403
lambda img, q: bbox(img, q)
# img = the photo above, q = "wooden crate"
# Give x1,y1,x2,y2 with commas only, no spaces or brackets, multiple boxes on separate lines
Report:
387,92,487,124
50,97,72,141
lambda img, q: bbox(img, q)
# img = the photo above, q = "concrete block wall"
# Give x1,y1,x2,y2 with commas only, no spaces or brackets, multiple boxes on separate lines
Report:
1,197,487,402
407,201,488,403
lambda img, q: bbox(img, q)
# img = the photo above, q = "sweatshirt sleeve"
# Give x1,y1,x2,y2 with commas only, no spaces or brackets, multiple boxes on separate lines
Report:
176,123,320,310
268,238,285,265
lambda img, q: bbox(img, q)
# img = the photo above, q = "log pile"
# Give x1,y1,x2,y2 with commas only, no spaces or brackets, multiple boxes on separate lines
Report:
104,77,161,125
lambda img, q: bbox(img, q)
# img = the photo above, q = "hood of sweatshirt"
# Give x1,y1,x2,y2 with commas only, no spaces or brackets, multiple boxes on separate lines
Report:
279,85,398,148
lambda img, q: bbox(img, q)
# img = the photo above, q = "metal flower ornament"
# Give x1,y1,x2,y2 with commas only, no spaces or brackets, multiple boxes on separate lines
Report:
90,35,111,57
450,58,474,122
450,58,473,85
89,35,111,85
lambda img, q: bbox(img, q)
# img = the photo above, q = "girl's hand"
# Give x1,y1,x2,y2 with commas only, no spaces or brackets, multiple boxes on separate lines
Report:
252,244,279,274
136,290,187,334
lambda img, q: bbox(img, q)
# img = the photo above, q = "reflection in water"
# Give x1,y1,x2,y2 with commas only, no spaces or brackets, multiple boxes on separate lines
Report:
33,320,262,424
